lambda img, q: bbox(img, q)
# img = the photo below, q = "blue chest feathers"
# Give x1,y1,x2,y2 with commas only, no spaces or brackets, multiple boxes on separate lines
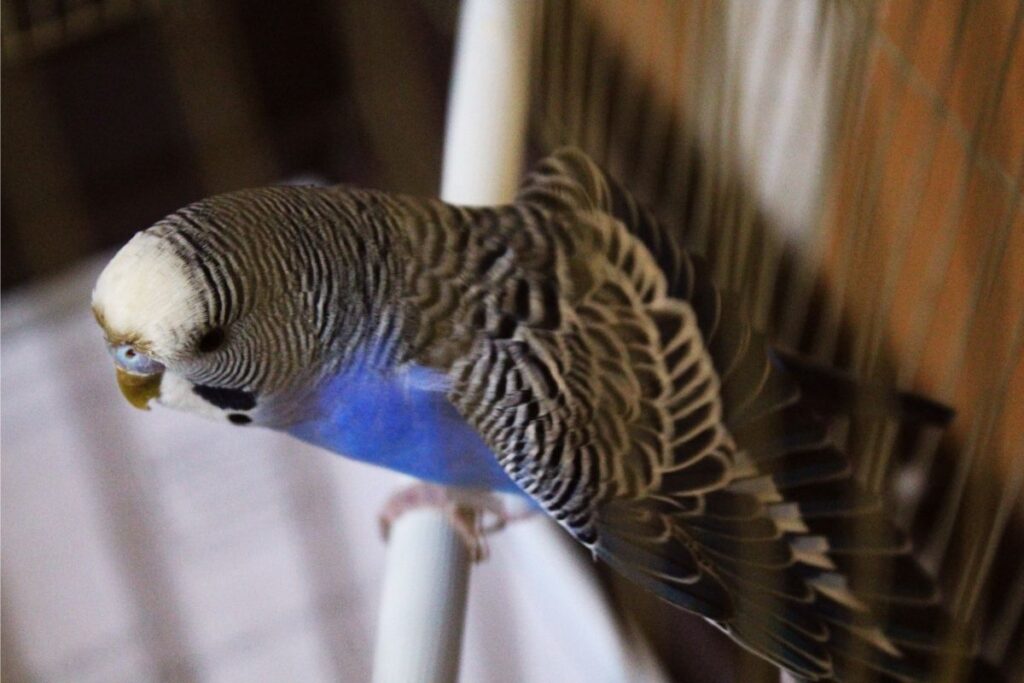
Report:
287,363,519,492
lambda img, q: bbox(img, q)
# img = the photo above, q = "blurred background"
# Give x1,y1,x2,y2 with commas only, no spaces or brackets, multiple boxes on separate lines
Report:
2,1,1022,681
2,0,458,288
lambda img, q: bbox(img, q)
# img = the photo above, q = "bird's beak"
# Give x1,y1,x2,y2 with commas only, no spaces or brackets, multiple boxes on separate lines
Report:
115,367,162,410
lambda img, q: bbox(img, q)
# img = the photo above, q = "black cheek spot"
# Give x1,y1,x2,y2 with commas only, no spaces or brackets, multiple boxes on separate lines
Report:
193,384,256,411
228,413,252,425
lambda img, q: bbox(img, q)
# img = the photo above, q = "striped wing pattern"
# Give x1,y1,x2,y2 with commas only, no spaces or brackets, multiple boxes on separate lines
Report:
444,149,967,681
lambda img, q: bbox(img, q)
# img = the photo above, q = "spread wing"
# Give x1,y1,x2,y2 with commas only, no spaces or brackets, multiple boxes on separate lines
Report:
446,149,973,682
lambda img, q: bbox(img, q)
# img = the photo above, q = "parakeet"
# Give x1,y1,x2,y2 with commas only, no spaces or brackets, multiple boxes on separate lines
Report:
93,148,978,681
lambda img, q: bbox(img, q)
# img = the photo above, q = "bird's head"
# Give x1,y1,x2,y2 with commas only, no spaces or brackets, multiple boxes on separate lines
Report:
91,189,357,427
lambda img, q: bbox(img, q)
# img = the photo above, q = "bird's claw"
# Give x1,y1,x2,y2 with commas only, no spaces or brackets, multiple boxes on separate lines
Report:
378,483,529,562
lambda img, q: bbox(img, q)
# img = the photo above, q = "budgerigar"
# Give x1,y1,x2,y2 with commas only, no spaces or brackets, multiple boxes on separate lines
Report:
93,149,979,681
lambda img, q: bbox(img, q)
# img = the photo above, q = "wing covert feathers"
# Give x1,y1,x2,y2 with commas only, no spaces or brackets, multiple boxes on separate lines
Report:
444,149,966,681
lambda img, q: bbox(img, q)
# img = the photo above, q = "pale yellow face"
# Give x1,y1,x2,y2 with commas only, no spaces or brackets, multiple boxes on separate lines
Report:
93,232,204,348
92,232,225,418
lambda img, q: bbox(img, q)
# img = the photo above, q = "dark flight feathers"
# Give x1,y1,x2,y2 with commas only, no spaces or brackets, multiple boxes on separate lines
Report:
500,148,975,682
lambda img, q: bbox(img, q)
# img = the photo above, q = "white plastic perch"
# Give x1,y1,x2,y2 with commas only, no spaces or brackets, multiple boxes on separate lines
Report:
370,2,536,682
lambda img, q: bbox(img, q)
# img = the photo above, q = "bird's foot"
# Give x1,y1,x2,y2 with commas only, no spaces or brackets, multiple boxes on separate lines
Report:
378,483,532,562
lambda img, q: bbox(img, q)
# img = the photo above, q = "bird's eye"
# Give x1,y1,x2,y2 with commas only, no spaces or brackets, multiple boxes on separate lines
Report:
111,344,164,375
197,327,225,353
